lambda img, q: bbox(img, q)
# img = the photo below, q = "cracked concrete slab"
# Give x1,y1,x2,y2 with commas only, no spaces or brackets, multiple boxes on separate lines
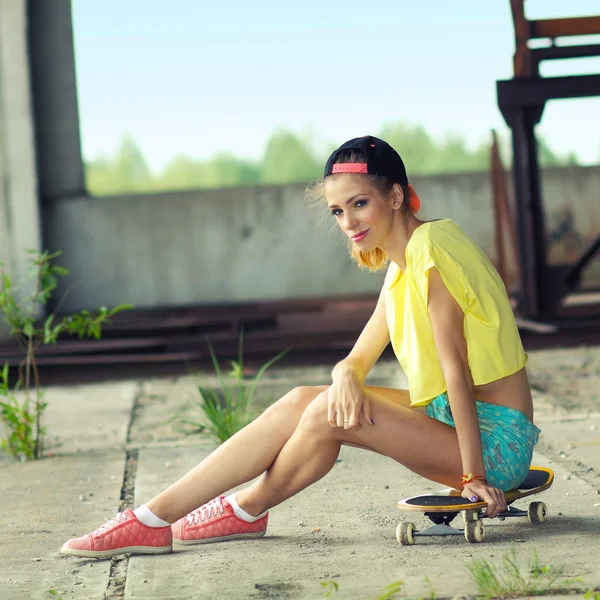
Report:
0,381,137,599
535,411,600,492
125,444,600,599
0,451,126,600
29,381,138,456
3,345,600,599
527,347,600,413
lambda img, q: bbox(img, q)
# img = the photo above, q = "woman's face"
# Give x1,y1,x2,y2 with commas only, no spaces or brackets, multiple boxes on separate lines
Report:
324,175,396,251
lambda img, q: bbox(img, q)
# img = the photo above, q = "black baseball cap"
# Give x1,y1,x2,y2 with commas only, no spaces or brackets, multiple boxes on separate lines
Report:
324,135,420,213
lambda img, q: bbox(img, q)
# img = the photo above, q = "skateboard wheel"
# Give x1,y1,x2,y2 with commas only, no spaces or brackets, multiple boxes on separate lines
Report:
465,520,485,543
396,521,416,546
462,510,479,524
528,501,547,524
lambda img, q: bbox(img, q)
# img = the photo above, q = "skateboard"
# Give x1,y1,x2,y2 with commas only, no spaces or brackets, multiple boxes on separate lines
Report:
396,466,554,545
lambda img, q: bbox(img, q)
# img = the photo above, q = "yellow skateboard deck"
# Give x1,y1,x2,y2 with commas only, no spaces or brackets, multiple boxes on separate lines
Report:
395,466,554,545
398,466,554,513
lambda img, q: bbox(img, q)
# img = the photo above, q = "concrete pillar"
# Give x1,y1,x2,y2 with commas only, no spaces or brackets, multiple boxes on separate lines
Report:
0,0,41,339
27,0,85,201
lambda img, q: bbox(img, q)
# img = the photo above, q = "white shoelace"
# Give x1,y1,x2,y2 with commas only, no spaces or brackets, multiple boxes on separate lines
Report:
94,512,129,535
187,497,225,525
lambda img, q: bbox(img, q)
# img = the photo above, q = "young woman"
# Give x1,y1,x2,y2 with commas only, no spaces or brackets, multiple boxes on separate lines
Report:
61,136,540,558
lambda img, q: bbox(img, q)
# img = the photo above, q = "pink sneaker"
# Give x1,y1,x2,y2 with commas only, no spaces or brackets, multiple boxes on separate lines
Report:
61,509,172,558
172,496,268,545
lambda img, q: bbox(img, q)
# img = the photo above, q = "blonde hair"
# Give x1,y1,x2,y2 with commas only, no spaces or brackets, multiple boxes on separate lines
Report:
304,150,409,272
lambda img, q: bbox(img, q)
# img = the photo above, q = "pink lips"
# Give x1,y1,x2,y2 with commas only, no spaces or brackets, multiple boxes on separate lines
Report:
352,229,369,242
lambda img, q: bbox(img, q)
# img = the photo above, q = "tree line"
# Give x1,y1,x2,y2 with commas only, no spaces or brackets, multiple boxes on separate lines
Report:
84,122,580,196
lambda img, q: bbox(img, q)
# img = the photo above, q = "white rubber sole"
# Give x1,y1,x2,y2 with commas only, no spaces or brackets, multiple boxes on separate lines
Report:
60,545,172,558
173,531,266,545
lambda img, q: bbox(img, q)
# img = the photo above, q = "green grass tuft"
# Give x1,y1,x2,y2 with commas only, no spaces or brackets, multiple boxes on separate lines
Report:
467,547,565,599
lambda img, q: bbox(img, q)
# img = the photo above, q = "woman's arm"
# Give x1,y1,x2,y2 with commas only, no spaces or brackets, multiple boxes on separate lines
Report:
332,287,390,385
427,267,507,516
329,287,390,429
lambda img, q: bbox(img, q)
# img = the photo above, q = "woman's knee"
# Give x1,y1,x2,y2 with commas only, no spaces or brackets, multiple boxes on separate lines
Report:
265,385,326,419
297,390,331,432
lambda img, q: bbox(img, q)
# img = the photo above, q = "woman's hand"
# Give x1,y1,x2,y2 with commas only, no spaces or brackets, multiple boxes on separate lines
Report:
461,480,507,518
327,372,374,431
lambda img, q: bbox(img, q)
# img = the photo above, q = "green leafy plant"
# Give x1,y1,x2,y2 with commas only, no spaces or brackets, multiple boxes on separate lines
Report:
0,250,132,460
377,581,404,600
319,579,405,600
420,576,437,600
467,547,565,599
186,330,288,444
320,579,339,599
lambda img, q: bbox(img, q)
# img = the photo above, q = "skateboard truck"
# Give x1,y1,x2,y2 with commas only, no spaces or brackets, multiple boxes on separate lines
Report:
397,501,548,545
496,505,528,520
415,512,464,538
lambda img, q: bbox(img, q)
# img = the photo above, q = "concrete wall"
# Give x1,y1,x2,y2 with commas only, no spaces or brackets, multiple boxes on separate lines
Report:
0,0,42,334
45,165,600,312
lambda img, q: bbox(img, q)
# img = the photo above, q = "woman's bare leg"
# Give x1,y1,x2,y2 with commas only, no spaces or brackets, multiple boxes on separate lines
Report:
146,385,325,522
236,388,463,517
147,383,461,523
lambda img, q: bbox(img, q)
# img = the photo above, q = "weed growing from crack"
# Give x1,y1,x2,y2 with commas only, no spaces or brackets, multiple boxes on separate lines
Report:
320,579,339,598
377,581,404,599
182,330,287,444
319,579,405,599
467,546,565,599
0,250,131,460
320,551,595,600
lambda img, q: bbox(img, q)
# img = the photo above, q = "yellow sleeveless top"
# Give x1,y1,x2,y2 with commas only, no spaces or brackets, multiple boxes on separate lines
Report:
384,219,527,407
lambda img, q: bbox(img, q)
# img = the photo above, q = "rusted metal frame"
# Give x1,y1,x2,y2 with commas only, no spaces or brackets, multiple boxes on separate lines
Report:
508,1,600,77
532,44,600,64
497,70,600,318
490,132,509,287
531,43,600,75
509,0,534,77
504,107,548,318
530,16,600,39
490,130,520,292
497,74,600,106
564,234,600,287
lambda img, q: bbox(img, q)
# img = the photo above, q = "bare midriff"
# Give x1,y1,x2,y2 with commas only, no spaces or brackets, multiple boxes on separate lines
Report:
473,367,534,422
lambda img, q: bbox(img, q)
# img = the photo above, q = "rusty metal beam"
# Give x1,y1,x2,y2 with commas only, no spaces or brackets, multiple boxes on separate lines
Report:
499,4,600,320
532,44,600,67
508,2,600,77
490,131,508,287
498,73,600,107
530,16,600,39
510,0,534,76
489,130,520,292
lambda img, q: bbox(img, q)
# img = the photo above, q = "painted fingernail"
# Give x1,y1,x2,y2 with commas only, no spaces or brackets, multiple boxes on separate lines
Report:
470,495,478,502
370,419,375,425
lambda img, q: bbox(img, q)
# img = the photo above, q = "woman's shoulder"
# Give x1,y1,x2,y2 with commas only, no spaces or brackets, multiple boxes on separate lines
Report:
407,219,458,262
410,219,474,259
420,218,465,242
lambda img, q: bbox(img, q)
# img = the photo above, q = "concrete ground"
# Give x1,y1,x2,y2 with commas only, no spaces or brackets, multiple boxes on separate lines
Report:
1,350,599,600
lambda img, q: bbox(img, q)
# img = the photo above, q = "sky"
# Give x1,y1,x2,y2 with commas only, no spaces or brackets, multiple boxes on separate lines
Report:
71,0,600,174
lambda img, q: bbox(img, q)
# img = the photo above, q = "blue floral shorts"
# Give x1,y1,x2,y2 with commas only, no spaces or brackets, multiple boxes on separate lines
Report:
426,392,541,491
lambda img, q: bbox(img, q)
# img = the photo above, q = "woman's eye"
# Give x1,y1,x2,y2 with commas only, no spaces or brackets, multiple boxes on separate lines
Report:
330,199,366,216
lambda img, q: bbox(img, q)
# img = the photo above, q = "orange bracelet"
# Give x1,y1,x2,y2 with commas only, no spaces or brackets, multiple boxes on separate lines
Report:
460,473,487,487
